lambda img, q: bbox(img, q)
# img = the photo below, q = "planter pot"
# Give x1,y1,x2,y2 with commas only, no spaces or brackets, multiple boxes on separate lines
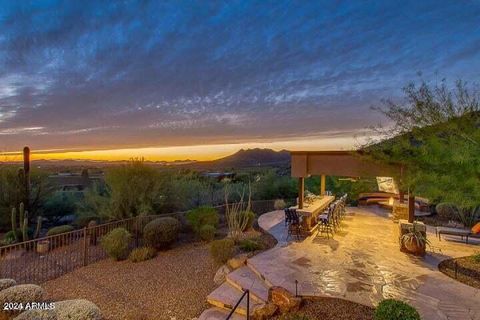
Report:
403,238,426,256
36,240,50,254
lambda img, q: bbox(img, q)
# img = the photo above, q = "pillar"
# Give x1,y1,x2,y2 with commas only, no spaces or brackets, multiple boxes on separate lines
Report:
320,174,326,196
298,177,305,209
408,194,415,223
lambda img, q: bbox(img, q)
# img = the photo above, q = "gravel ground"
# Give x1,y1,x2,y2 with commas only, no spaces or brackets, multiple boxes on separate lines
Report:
271,297,375,320
439,255,480,289
42,242,217,320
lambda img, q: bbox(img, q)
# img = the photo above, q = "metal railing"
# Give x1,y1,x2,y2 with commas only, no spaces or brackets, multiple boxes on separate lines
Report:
226,290,249,320
0,199,280,284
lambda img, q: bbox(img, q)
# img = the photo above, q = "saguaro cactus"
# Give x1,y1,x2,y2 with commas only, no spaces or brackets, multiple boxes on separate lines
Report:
10,202,42,242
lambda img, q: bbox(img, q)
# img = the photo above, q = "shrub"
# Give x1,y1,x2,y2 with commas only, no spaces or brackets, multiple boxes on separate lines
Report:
0,279,16,292
1,230,21,245
274,199,287,210
0,284,45,319
74,214,102,228
128,247,157,263
239,239,262,252
240,211,256,231
436,203,458,220
199,224,216,242
374,299,420,320
210,238,235,264
186,206,219,232
46,225,75,236
472,252,480,263
16,299,102,320
143,217,181,249
100,228,131,261
279,313,310,320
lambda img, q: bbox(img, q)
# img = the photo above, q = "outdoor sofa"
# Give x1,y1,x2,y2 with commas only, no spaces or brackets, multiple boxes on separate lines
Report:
436,226,480,244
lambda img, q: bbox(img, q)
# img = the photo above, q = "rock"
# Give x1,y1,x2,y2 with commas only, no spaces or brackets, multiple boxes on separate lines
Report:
0,279,16,292
252,302,278,320
213,265,231,285
227,253,249,270
268,286,301,314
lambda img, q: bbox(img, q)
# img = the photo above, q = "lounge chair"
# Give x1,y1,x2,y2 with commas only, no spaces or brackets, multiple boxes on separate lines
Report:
436,226,480,244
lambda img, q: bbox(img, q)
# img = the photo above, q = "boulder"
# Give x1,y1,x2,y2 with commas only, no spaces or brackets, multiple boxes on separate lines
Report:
252,302,277,320
227,253,249,270
0,279,16,292
268,286,301,314
213,265,231,285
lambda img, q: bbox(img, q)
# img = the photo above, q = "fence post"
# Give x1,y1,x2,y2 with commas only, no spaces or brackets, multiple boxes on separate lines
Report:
135,216,139,248
83,227,88,266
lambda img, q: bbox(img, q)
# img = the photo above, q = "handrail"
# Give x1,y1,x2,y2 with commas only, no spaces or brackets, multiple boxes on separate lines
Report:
226,289,249,320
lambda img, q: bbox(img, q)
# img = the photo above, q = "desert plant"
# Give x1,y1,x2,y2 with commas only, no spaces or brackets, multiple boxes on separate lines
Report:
101,228,131,261
239,238,262,252
374,299,420,320
16,299,102,320
400,223,430,254
472,252,480,263
46,225,75,236
0,284,45,319
1,230,22,245
186,206,219,232
128,247,157,263
199,224,216,242
0,279,16,292
240,210,256,231
11,202,42,242
225,183,252,241
457,207,480,228
143,217,181,249
210,238,235,264
435,203,458,220
274,199,287,210
279,313,310,320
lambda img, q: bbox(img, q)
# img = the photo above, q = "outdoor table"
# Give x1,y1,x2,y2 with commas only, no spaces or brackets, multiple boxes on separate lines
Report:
290,195,335,234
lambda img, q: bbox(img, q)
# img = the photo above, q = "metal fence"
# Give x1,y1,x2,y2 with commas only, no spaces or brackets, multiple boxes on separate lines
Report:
0,199,280,284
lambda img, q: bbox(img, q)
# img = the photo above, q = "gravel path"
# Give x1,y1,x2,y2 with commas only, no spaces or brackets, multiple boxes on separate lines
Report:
42,242,217,320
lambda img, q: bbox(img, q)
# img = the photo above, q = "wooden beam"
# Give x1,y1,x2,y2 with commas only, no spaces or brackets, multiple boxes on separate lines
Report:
408,195,415,223
298,177,305,209
320,174,326,196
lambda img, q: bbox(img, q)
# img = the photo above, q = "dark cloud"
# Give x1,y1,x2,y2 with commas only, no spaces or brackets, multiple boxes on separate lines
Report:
0,0,479,151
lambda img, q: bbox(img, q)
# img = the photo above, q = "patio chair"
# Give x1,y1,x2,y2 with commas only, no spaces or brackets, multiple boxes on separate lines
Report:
285,209,303,240
436,226,480,244
284,208,292,226
317,203,335,238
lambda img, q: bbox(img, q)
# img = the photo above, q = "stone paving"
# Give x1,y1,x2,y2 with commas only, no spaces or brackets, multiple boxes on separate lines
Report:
252,206,480,320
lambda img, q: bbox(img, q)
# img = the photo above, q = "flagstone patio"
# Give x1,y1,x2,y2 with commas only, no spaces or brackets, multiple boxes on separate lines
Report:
251,206,480,320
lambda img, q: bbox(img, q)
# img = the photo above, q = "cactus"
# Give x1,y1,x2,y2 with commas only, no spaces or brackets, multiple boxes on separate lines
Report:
10,202,42,243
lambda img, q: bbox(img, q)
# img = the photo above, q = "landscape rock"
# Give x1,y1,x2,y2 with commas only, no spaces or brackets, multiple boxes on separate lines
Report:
227,253,249,270
268,286,301,314
0,279,16,292
213,264,231,285
252,302,278,320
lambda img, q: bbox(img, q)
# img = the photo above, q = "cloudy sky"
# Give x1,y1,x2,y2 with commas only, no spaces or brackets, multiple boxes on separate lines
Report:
0,1,479,160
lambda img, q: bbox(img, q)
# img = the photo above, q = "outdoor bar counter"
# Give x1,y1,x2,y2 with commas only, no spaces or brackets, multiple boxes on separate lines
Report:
291,195,335,233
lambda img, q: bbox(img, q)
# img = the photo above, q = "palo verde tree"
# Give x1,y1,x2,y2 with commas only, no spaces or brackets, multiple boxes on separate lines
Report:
364,79,480,213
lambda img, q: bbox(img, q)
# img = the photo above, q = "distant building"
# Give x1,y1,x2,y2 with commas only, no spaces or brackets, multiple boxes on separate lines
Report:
48,169,104,192
201,172,235,181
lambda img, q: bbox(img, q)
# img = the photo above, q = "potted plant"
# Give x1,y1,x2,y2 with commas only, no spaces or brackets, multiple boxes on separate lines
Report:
36,240,50,254
401,223,430,256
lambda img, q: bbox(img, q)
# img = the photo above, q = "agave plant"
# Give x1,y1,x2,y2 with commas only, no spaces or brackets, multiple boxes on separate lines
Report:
401,222,430,253
456,207,480,228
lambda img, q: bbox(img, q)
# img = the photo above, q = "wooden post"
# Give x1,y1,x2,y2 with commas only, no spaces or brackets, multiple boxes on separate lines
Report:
320,174,326,196
83,227,88,266
408,195,415,223
399,190,405,203
298,177,305,209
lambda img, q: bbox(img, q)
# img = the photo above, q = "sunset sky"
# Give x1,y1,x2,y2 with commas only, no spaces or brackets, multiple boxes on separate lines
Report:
0,1,479,161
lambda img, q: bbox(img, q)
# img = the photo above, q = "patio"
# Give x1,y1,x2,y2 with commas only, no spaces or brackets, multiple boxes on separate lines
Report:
251,206,480,320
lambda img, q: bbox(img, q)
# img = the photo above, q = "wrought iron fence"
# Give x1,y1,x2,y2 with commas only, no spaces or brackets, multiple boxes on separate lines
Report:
0,199,281,284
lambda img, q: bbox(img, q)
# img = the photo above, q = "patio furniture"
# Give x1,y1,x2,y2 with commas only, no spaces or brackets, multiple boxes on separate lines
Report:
436,226,480,244
285,209,304,240
317,202,336,238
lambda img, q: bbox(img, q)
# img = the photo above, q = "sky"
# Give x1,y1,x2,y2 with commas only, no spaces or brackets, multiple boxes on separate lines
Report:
0,1,479,161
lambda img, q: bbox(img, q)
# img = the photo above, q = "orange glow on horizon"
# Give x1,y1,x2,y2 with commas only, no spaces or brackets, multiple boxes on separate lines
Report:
1,135,361,162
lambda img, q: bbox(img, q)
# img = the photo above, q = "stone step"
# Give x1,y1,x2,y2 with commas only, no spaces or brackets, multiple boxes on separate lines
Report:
246,260,274,288
226,266,270,303
198,307,246,320
207,282,264,316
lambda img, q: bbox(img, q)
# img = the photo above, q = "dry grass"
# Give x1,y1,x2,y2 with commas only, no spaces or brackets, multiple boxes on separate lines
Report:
42,242,217,320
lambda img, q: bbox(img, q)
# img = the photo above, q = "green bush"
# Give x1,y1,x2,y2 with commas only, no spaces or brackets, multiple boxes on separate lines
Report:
128,247,157,263
210,238,235,264
436,203,458,220
47,225,75,236
0,284,45,319
100,228,131,261
1,230,22,245
186,206,219,232
143,217,181,249
199,224,216,242
74,214,102,228
240,211,256,231
16,299,102,320
239,239,262,252
279,313,310,320
374,299,420,320
472,253,480,263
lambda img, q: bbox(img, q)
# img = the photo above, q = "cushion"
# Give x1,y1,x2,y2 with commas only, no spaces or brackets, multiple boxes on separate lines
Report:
471,222,480,234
